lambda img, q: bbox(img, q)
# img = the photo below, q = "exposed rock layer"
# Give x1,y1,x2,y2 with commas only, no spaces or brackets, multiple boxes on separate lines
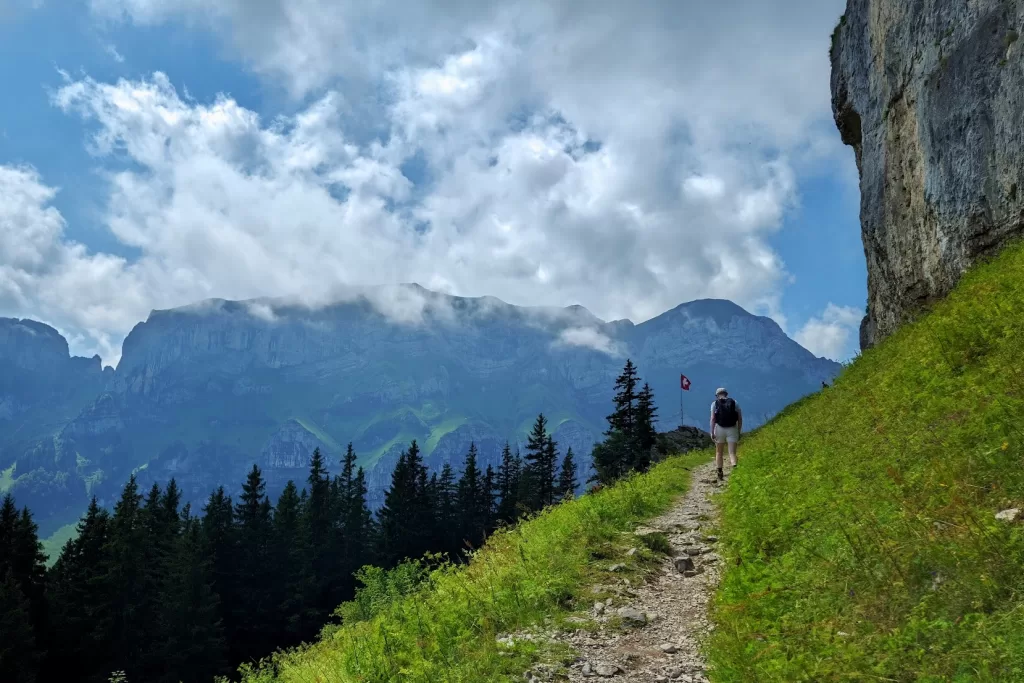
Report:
831,0,1024,348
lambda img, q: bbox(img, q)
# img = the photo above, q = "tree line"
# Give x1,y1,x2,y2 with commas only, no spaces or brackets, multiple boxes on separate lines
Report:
0,358,659,683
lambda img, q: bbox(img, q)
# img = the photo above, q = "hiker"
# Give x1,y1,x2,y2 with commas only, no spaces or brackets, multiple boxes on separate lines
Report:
710,387,742,482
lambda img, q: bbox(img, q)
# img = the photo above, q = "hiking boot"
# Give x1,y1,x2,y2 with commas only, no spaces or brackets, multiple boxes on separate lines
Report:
717,468,724,482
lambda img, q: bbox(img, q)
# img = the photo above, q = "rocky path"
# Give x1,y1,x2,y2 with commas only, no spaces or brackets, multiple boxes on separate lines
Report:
554,460,726,682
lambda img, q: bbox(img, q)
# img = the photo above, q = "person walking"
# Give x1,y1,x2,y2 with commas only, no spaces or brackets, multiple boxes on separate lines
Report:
710,387,742,482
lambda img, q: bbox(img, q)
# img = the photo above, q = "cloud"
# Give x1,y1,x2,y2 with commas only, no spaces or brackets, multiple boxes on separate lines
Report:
794,303,863,361
554,327,625,357
3,1,852,363
104,43,126,63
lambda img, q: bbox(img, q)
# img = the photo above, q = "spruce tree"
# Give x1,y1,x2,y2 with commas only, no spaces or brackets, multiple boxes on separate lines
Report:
435,463,459,557
233,465,276,661
0,569,37,683
523,414,557,511
336,445,374,599
102,475,149,677
158,510,228,683
377,441,432,565
46,498,113,681
634,382,658,472
558,448,579,501
201,487,238,660
608,359,640,435
346,466,374,569
0,494,46,683
495,441,520,525
273,481,309,643
482,464,497,535
456,443,487,551
592,359,644,485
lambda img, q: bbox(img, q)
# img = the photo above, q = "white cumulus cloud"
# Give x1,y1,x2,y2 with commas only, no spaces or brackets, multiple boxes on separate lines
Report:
0,0,853,364
795,303,863,361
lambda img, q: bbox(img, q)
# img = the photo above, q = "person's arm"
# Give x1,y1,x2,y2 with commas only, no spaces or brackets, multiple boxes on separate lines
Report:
710,404,716,437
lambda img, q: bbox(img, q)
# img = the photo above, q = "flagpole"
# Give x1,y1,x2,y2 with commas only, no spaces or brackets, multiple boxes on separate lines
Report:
680,383,684,429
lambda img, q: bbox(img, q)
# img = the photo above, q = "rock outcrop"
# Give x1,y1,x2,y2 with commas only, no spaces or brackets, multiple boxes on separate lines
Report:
832,1,1024,349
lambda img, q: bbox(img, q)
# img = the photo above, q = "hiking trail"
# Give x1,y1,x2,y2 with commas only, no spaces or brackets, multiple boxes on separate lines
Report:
542,459,725,682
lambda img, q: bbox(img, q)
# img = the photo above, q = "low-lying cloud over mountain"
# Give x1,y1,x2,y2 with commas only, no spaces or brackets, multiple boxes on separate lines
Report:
1,289,839,535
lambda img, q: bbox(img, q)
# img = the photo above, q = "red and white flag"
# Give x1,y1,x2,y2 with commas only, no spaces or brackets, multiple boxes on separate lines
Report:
680,374,691,391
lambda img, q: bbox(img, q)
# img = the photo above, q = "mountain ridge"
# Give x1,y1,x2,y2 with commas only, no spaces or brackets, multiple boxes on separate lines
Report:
0,289,840,536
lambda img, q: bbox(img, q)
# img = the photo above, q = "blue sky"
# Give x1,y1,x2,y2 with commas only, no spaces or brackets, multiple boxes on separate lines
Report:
0,0,864,364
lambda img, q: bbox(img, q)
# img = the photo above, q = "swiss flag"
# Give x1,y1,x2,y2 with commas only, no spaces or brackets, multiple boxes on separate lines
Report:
680,374,691,391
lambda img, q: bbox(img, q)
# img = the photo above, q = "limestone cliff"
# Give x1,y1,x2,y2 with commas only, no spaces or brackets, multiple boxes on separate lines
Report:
831,0,1024,349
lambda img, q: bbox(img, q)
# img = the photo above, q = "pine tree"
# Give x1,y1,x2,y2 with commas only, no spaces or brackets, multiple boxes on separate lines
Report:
137,482,181,680
335,444,374,599
608,359,640,435
233,465,276,661
103,475,149,677
377,441,432,565
201,487,238,661
0,569,37,683
434,463,459,557
495,441,520,525
592,359,644,485
456,443,487,551
523,414,557,511
482,464,497,535
158,510,228,683
301,448,335,635
346,466,374,569
558,448,579,501
0,494,45,683
634,382,658,472
273,481,309,643
46,498,113,682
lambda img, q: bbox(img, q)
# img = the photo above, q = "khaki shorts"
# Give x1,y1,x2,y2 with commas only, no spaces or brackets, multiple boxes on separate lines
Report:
714,425,739,444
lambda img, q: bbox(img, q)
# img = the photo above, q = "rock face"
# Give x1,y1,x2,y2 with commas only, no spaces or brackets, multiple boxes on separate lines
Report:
1,290,840,534
831,1,1024,349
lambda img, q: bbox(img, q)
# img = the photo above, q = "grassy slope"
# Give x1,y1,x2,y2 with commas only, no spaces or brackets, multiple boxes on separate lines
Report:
710,243,1024,681
239,451,711,683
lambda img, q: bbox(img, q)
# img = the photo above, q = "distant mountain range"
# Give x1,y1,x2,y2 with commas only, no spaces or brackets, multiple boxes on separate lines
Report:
0,286,840,537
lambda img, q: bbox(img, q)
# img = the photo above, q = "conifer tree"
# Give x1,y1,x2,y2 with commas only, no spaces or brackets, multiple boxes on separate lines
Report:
0,569,37,683
434,462,459,557
558,448,579,501
377,440,432,565
0,494,46,682
273,481,309,642
158,509,228,683
523,414,557,511
495,441,520,524
46,498,113,681
634,382,658,472
346,466,374,568
103,475,150,677
335,444,374,597
593,359,645,484
233,465,276,660
457,442,488,550
201,487,238,659
300,448,335,635
482,464,497,534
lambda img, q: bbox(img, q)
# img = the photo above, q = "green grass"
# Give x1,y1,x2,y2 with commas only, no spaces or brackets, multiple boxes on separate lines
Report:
709,242,1024,681
237,450,711,683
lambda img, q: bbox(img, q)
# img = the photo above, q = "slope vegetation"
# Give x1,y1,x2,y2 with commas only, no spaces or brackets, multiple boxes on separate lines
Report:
710,243,1024,681
238,451,709,683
